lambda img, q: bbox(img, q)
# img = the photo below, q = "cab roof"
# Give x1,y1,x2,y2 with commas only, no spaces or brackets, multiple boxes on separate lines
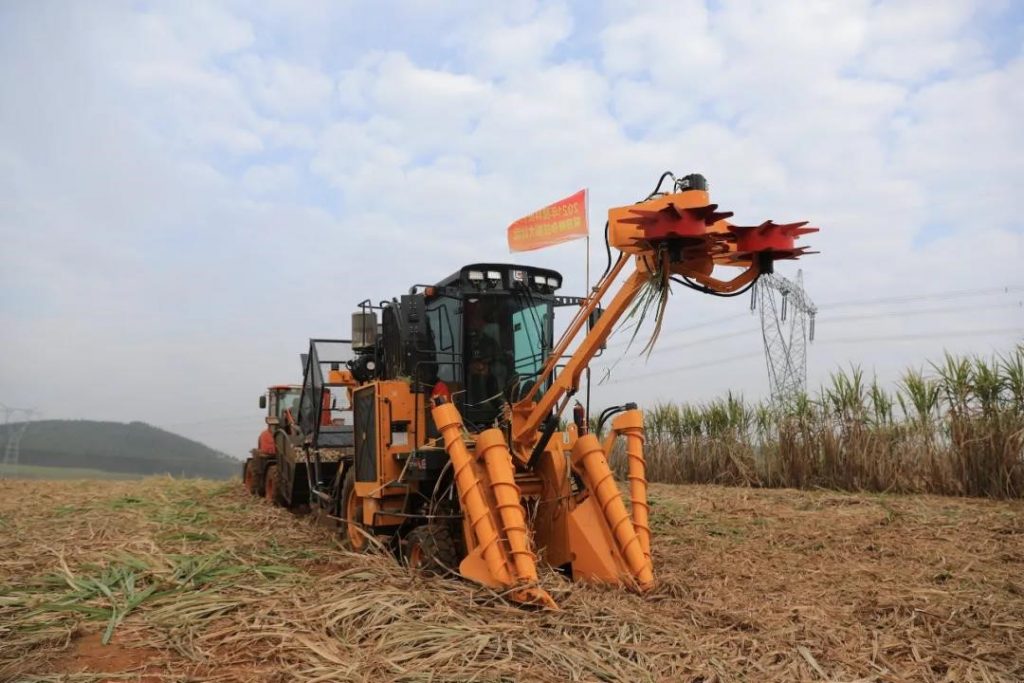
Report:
433,263,563,290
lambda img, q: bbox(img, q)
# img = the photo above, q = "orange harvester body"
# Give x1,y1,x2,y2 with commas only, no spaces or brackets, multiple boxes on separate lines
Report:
488,175,815,604
262,173,818,610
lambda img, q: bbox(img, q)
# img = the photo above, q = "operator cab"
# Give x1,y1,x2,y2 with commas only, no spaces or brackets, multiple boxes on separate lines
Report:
351,263,562,428
430,264,560,426
260,385,302,425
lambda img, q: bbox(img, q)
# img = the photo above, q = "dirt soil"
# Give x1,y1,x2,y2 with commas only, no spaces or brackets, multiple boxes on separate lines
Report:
0,477,1021,682
50,632,162,682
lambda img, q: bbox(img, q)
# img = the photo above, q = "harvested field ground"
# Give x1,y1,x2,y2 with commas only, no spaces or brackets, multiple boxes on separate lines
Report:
1,478,1022,682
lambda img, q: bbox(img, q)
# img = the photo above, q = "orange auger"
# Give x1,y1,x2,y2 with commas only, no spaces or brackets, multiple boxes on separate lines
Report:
570,434,654,590
476,429,539,584
432,399,513,586
612,410,651,573
432,398,556,609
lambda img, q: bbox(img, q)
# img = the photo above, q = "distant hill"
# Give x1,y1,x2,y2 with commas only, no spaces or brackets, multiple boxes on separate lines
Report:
0,420,241,479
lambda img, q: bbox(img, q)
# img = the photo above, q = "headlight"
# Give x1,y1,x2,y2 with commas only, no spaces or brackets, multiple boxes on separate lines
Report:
467,270,484,281
486,270,501,281
546,277,561,288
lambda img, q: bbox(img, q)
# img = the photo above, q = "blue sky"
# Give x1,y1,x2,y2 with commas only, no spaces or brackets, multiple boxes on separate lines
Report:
1,1,1021,456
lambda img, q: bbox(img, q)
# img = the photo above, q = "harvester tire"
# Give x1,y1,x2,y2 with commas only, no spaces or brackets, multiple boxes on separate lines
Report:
243,459,259,496
404,524,459,577
340,469,369,552
264,463,282,506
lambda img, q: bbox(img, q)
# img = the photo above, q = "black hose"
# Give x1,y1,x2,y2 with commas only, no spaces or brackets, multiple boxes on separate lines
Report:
670,274,760,298
599,221,612,283
528,414,561,470
599,170,676,285
646,171,675,200
596,405,626,437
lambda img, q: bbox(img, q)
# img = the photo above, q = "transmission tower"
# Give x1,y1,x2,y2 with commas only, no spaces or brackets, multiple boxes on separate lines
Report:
752,270,816,403
1,403,36,478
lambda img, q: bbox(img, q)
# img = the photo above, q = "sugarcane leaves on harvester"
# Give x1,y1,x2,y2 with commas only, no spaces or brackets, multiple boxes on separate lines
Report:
621,249,672,360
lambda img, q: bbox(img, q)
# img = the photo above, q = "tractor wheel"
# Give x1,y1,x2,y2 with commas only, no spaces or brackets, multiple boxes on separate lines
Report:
340,469,369,552
264,463,281,505
243,459,259,496
404,524,460,576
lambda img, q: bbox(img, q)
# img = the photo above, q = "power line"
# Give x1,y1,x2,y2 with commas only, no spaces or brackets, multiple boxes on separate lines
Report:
593,298,1023,372
598,327,1023,386
591,328,759,379
818,300,1023,325
818,327,1024,345
599,351,764,385
819,285,1023,310
601,284,1022,349
603,311,750,350
619,327,755,356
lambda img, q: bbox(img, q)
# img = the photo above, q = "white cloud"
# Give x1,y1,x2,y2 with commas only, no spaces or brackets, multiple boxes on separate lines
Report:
602,0,722,79
241,163,299,195
333,51,493,156
1,0,1021,458
235,55,334,117
891,57,1024,230
859,0,988,81
449,3,574,77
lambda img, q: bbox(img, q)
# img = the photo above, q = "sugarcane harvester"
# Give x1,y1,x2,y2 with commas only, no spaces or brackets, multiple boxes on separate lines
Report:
292,172,817,609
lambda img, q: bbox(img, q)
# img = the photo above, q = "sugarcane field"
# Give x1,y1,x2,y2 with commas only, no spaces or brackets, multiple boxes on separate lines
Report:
4,346,1024,681
2,2,1023,683
1,471,1020,682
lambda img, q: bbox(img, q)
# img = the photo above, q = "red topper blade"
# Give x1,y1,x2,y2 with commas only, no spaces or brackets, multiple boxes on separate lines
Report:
620,202,735,244
726,220,818,260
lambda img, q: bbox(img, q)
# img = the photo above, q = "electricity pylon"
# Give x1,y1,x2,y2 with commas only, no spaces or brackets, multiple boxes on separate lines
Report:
752,270,816,404
1,403,36,477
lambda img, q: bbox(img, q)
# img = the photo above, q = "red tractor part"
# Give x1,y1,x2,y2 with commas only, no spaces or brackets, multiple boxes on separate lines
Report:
618,201,734,243
726,220,819,262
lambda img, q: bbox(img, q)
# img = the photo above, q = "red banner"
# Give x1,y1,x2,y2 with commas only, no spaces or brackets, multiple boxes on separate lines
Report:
507,189,588,252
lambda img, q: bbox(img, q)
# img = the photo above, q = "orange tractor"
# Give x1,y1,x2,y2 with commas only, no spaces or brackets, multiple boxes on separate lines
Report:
244,352,356,508
260,173,817,608
242,385,301,501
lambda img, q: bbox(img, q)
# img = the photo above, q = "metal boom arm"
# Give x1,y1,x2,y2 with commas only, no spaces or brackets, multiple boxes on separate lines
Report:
510,174,818,462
